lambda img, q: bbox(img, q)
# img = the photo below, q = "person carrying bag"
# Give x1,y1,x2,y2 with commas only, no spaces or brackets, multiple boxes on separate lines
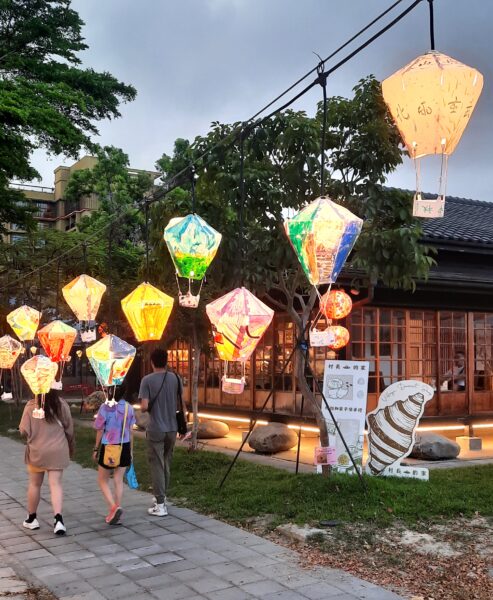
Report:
93,386,135,525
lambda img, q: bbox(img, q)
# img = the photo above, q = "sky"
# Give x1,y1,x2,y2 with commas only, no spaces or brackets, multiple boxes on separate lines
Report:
30,0,493,201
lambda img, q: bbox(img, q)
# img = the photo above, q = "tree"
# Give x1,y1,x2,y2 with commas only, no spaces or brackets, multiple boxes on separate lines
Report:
0,0,136,231
152,76,434,456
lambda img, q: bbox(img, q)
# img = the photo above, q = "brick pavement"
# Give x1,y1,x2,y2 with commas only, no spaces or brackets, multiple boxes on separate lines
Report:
0,436,404,600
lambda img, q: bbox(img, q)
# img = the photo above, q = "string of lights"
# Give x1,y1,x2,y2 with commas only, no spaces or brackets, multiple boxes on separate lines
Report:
0,0,428,294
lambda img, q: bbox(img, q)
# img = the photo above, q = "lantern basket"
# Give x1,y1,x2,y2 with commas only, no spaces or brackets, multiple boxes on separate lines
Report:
412,194,445,219
179,291,200,309
309,327,336,348
81,329,97,343
222,375,245,395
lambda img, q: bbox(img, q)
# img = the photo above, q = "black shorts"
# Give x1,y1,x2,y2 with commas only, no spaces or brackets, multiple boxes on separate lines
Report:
98,442,131,470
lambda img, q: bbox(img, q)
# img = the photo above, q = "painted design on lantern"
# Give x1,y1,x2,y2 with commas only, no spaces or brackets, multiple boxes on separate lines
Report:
326,325,350,350
121,282,174,342
7,305,41,341
284,197,363,287
0,335,22,370
382,51,483,158
320,289,352,320
206,287,274,363
86,334,136,387
62,274,107,322
164,214,222,281
37,320,77,363
21,355,58,396
366,380,434,476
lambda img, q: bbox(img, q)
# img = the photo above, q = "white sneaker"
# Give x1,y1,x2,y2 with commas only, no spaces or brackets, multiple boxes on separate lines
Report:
148,502,167,517
23,518,40,530
54,520,66,535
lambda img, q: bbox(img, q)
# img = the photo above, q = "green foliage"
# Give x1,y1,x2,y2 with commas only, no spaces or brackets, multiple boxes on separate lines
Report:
0,0,136,230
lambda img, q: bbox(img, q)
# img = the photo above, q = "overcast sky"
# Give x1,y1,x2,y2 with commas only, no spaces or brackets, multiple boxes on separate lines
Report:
30,0,492,201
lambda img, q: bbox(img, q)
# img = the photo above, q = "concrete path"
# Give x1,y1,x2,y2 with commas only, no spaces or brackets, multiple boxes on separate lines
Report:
0,436,404,600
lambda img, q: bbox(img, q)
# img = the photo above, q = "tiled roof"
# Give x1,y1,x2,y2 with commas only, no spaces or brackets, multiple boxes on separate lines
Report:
419,195,493,246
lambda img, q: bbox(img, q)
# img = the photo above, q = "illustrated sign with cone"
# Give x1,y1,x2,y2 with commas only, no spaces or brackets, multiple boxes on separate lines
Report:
366,380,434,481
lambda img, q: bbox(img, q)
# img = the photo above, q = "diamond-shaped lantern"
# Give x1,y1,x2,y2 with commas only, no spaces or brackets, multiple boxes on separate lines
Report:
37,320,77,363
164,214,222,280
0,335,22,369
21,355,58,395
321,289,352,320
121,282,174,342
206,287,274,362
62,274,107,321
284,197,363,286
7,305,41,341
86,334,136,387
382,51,483,216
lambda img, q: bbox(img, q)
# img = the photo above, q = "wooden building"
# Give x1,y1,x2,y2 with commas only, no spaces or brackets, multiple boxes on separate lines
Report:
167,196,493,425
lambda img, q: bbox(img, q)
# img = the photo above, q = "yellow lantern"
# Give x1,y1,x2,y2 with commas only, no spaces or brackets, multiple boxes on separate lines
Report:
0,335,22,369
86,334,136,389
62,274,107,322
7,305,41,341
121,282,174,342
382,51,483,216
21,355,58,418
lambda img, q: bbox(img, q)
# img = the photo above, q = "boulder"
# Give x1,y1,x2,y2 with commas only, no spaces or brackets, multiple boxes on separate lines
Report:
248,423,298,454
197,420,229,439
82,391,105,412
410,433,460,461
134,409,150,431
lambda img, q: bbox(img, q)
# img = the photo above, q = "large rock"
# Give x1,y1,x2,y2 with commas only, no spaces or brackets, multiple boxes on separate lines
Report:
410,433,460,460
197,420,229,439
134,409,150,431
248,423,298,454
82,391,105,412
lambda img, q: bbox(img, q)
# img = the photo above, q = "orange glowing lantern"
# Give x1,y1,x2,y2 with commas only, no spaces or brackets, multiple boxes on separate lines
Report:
37,320,77,363
382,51,483,217
320,290,352,320
7,305,41,341
327,325,350,350
206,287,274,393
121,282,174,342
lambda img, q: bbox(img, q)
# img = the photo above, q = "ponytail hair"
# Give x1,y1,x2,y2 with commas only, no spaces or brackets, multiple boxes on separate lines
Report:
44,390,62,424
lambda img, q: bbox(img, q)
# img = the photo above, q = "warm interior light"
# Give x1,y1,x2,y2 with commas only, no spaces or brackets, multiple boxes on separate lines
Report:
470,423,493,429
416,425,465,432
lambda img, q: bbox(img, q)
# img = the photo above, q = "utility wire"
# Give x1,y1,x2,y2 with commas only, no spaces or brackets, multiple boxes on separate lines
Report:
0,0,427,293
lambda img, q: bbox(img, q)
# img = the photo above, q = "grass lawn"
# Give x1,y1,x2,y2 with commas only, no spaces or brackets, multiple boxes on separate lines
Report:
2,401,491,528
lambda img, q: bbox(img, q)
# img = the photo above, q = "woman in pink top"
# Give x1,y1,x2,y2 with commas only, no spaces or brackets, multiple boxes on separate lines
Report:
19,390,74,535
93,385,135,525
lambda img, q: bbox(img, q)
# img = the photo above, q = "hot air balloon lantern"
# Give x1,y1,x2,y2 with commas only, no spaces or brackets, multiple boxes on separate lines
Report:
7,305,41,342
121,282,174,342
321,289,352,320
21,355,58,419
37,320,77,386
206,287,274,394
0,335,22,400
86,335,136,404
164,214,222,308
62,274,107,341
382,51,483,218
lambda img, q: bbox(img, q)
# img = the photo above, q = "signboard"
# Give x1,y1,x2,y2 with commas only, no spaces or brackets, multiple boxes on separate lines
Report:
314,446,336,466
320,360,369,474
366,380,434,481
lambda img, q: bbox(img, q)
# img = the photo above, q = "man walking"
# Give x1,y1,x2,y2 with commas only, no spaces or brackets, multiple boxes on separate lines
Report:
139,348,185,516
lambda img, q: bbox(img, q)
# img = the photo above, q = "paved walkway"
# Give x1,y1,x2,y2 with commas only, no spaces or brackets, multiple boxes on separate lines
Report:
0,436,404,600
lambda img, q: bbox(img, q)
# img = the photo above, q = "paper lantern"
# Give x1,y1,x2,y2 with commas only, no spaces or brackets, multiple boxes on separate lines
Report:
0,335,22,369
21,355,58,395
284,197,363,287
121,282,174,342
206,287,274,362
327,325,350,350
62,274,107,321
7,305,41,341
37,320,77,363
382,51,483,159
321,290,352,320
164,214,222,307
164,214,221,281
86,334,136,387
